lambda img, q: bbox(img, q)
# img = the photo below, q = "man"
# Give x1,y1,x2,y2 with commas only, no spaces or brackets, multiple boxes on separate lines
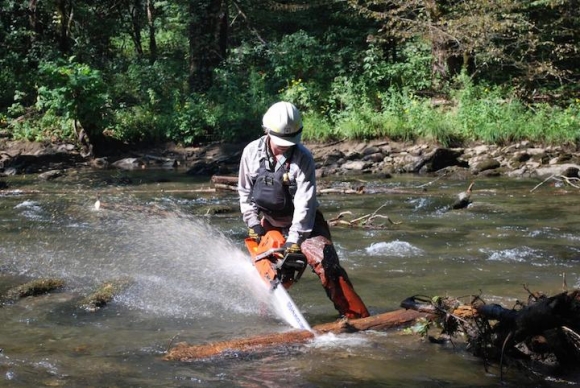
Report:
238,101,369,319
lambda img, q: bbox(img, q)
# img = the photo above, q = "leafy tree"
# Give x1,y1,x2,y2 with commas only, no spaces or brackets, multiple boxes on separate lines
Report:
346,0,580,97
1,0,577,149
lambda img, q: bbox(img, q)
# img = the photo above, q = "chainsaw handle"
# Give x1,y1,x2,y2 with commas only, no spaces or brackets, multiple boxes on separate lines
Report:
253,247,285,262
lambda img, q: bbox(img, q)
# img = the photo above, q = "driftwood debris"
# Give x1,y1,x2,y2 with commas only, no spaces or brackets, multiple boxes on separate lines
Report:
328,203,401,229
530,174,580,192
401,288,580,379
164,309,429,362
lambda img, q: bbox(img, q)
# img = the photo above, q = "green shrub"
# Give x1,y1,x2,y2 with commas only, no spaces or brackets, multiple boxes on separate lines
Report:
172,95,218,145
111,106,166,143
302,111,336,141
35,58,110,138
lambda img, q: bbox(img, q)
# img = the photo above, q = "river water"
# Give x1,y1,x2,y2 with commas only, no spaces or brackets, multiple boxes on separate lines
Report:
1,168,579,387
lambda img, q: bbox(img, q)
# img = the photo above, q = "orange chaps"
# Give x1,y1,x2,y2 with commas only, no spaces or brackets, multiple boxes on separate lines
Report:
301,236,370,319
262,211,369,319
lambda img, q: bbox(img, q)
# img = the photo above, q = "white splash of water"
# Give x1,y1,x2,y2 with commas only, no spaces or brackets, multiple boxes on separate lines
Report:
307,332,369,349
5,207,308,327
365,240,424,257
484,246,539,263
99,214,280,320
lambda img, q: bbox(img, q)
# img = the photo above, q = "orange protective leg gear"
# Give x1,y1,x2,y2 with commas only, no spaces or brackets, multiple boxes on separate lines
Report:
301,236,370,319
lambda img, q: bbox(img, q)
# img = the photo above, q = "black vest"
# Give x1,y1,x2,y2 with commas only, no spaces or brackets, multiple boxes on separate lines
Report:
250,148,295,217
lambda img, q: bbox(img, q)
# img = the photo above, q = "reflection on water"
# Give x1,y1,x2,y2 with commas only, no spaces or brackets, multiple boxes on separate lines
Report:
1,170,579,387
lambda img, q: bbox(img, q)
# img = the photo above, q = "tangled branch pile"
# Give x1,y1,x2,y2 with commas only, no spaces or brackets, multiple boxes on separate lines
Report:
401,288,580,379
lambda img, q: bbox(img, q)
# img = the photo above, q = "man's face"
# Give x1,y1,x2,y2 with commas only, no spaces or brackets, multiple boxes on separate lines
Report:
269,137,292,155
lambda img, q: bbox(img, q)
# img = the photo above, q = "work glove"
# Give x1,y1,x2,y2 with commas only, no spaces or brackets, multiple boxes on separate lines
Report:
283,241,301,255
248,224,266,240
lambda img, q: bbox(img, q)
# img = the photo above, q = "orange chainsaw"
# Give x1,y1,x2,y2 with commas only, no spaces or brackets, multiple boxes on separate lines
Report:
245,230,313,330
244,230,308,290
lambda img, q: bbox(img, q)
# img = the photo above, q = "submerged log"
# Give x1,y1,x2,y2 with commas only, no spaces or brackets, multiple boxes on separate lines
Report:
2,278,65,303
78,278,133,312
164,309,429,362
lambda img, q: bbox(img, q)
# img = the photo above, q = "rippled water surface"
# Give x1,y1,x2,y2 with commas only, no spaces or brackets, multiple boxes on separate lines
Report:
1,169,579,387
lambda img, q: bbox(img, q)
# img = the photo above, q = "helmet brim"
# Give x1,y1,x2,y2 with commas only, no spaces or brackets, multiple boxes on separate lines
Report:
269,132,301,147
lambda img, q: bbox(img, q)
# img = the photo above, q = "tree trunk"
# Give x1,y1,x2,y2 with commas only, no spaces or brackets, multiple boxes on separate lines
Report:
164,309,429,361
146,0,157,63
28,0,39,37
188,0,228,93
55,0,72,54
129,0,144,57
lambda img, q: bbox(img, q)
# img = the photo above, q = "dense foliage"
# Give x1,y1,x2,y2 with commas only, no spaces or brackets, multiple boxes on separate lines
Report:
0,0,578,154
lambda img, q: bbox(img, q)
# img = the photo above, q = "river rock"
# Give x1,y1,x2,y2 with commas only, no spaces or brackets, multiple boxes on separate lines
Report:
413,148,466,173
2,138,580,181
471,158,501,174
341,160,371,171
38,169,64,180
111,158,144,170
533,163,580,178
91,157,110,169
362,152,385,163
322,150,344,166
186,160,218,176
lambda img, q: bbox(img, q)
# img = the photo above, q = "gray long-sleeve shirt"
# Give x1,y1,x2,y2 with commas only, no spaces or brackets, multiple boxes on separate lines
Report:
238,136,318,244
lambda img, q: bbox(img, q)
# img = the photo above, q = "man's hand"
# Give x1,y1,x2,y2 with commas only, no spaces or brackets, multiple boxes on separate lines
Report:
248,224,266,240
283,241,301,255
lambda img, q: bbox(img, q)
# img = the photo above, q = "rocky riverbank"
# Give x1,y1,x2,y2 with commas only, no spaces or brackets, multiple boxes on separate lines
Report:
1,138,580,183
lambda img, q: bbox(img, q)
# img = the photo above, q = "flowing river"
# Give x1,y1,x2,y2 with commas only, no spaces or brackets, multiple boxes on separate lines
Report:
1,168,579,387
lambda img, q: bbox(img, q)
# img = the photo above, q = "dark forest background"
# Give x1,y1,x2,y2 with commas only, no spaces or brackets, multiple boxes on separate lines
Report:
1,0,578,156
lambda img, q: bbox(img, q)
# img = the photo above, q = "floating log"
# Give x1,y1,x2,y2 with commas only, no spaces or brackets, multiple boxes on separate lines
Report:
210,175,238,185
210,175,435,195
319,188,364,195
212,183,237,191
164,308,429,361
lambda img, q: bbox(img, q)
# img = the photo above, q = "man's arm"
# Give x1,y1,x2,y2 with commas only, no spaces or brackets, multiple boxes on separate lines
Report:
287,147,317,244
238,144,261,228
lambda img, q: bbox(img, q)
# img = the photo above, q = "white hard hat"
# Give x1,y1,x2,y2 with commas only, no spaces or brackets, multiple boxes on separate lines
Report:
262,101,303,147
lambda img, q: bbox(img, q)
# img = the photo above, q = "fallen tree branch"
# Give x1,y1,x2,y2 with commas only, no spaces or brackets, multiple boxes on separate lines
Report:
328,203,402,228
530,174,580,192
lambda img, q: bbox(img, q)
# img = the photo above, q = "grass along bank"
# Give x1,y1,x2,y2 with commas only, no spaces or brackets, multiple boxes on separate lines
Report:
301,81,580,148
5,73,580,150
